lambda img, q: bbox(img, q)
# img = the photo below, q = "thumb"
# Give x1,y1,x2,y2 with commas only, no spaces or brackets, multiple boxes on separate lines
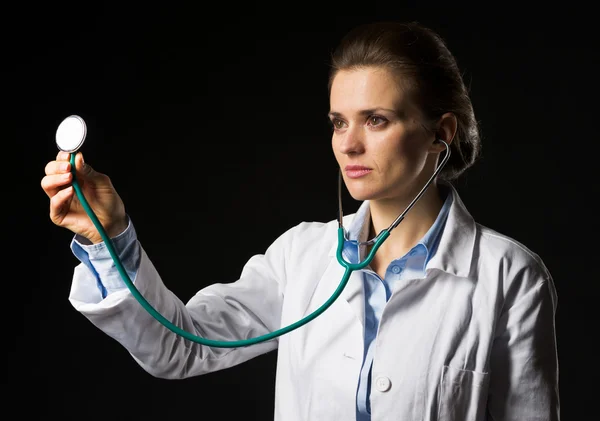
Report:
74,152,94,177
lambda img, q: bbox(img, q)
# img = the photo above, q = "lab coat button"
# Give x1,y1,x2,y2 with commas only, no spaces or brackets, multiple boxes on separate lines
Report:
391,265,401,274
375,376,391,392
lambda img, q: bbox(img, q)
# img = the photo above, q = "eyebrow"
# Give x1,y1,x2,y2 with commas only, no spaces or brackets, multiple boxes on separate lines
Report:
328,108,400,118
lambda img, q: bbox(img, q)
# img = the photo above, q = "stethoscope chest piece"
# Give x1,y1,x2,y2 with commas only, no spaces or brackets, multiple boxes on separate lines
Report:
56,115,87,153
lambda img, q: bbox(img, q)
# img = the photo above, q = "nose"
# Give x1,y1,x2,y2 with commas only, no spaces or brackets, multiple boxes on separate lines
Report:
337,124,365,155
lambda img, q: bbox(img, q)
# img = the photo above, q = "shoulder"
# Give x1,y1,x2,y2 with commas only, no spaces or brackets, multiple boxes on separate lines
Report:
278,218,340,251
271,212,358,255
477,224,547,271
473,222,555,299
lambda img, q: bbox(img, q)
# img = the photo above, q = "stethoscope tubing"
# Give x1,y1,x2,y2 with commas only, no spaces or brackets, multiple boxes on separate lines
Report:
70,154,356,348
68,139,448,348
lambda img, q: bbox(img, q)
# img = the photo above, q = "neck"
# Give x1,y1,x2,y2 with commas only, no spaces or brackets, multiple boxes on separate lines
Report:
368,181,445,259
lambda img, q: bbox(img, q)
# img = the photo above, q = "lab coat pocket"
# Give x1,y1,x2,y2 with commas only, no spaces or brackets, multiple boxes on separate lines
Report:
437,365,489,421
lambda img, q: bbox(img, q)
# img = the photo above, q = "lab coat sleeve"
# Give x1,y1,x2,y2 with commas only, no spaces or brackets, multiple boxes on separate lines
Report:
68,225,291,379
486,268,560,420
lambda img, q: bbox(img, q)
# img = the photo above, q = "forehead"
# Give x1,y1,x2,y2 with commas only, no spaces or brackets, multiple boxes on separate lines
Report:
329,67,405,112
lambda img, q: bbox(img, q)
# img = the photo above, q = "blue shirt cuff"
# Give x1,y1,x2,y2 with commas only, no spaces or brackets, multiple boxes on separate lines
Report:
70,216,141,298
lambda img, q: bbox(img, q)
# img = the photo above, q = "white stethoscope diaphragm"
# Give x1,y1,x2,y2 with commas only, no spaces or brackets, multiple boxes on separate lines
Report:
56,115,87,153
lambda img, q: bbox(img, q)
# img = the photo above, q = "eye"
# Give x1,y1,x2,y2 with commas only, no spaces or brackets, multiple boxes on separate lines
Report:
330,118,347,130
367,115,387,127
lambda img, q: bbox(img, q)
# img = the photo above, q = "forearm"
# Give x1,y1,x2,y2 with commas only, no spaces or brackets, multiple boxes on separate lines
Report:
69,248,281,378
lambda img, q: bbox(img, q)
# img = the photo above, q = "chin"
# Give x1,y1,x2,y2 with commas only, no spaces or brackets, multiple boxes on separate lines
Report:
345,187,378,202
342,176,386,201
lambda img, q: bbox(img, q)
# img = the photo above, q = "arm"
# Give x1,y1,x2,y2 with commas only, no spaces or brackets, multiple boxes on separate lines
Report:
68,221,289,379
487,272,560,420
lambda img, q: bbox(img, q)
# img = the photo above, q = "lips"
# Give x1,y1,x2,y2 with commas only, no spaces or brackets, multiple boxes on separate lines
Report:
345,165,372,179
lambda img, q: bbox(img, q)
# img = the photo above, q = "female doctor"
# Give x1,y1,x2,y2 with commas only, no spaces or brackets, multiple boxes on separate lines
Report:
41,21,560,421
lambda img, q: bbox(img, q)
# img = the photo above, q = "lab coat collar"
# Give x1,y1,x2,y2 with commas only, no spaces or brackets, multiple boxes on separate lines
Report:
327,181,476,278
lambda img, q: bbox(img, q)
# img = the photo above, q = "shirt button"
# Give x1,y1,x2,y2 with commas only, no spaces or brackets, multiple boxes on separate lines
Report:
391,265,401,274
375,376,392,392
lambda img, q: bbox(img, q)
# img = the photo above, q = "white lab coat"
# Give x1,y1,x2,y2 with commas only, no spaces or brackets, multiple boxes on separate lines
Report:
69,184,560,421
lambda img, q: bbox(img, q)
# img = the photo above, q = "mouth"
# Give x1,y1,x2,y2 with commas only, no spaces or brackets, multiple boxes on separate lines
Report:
345,165,372,179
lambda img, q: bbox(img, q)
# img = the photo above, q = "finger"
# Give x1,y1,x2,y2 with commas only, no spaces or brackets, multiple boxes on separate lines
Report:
41,172,73,198
44,159,71,176
49,185,74,223
56,150,71,161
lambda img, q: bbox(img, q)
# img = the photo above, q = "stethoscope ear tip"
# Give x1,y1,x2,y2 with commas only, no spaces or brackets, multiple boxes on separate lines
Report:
56,115,87,153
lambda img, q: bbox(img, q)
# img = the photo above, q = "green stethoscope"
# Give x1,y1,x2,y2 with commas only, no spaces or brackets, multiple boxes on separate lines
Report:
56,114,450,348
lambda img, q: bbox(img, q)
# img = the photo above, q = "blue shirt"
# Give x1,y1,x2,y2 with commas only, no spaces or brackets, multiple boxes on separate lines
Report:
341,189,453,421
71,189,452,421
71,217,140,298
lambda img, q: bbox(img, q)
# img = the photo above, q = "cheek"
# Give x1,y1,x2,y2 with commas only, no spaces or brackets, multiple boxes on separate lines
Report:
331,137,343,162
375,133,427,174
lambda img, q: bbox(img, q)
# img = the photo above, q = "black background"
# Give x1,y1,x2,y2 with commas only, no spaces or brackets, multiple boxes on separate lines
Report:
4,3,597,419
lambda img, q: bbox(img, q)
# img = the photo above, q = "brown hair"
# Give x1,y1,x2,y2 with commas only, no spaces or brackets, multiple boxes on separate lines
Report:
329,21,481,181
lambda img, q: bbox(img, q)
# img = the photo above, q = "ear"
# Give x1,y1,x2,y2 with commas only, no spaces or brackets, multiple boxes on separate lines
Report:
428,112,457,153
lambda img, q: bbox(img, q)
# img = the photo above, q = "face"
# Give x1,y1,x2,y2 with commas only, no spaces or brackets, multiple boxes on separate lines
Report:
329,67,435,202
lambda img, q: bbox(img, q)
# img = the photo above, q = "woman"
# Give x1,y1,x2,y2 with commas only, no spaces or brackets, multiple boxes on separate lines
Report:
41,21,560,420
